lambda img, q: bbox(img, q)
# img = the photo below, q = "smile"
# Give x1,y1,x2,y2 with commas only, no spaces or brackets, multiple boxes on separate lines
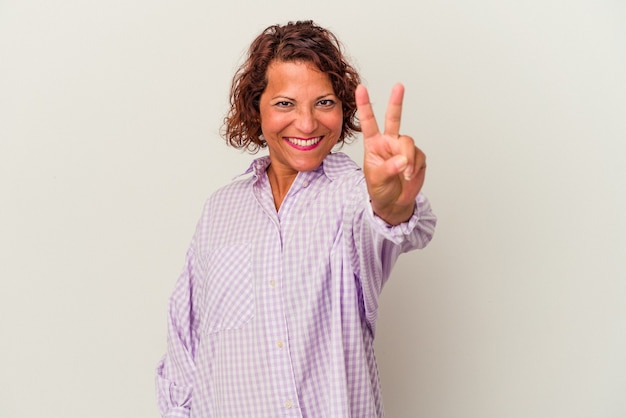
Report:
285,136,322,149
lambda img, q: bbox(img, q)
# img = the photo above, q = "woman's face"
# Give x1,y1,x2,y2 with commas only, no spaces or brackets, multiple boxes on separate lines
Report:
259,60,343,178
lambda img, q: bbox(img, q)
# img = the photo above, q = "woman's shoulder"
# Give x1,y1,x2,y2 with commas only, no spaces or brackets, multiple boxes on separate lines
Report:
209,156,269,198
322,152,362,179
206,176,255,209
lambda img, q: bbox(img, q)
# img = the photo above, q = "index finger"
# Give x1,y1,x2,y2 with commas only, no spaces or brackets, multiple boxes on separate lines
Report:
355,84,380,139
384,83,404,137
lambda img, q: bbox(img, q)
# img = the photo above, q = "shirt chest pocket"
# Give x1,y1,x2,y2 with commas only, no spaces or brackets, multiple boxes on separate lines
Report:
201,243,255,334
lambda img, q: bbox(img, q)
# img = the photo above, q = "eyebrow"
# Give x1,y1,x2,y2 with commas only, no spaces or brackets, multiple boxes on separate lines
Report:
271,93,336,101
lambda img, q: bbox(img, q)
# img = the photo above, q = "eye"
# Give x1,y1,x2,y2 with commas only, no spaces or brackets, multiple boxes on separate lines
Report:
273,101,293,108
317,99,335,107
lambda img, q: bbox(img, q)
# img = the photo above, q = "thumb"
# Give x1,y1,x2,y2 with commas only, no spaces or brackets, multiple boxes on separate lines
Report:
372,155,407,180
390,155,408,176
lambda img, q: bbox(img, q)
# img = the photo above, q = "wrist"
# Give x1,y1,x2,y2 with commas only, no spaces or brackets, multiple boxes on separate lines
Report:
371,201,415,226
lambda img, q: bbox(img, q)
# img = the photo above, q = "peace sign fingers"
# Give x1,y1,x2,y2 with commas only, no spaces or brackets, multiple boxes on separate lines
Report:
355,83,405,140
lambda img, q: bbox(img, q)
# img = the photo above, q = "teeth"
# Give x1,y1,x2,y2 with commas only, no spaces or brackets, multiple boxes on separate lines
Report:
287,137,321,147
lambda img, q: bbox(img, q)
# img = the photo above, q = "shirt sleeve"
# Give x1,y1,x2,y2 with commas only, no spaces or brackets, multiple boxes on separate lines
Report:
351,191,437,335
155,246,201,417
366,191,437,249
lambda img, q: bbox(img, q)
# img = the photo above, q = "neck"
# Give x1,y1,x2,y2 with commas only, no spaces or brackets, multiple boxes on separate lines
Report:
267,165,296,211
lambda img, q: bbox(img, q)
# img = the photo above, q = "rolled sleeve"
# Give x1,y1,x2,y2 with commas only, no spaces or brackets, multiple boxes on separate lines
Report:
366,192,437,249
155,247,199,417
156,360,192,417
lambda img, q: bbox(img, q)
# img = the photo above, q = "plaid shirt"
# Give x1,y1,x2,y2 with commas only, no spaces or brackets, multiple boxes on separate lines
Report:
156,152,436,417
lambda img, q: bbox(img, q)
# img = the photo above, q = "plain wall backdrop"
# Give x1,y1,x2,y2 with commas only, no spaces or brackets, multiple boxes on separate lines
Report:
1,0,625,417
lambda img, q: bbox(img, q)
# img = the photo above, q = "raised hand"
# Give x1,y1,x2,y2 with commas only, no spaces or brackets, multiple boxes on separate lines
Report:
356,83,427,225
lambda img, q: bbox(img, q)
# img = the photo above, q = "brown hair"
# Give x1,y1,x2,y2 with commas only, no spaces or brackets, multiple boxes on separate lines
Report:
222,20,361,153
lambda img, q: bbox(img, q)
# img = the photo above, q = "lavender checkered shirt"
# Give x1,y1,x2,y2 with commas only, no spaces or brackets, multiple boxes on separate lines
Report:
155,152,436,417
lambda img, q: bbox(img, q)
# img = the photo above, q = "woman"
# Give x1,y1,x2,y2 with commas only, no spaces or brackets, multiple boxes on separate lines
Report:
156,20,436,417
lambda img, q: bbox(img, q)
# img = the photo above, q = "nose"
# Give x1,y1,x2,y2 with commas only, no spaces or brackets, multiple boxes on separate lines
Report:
294,107,318,134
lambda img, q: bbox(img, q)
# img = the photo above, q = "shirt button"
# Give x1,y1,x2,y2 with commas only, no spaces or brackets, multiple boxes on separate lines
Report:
277,340,284,348
284,400,293,409
302,181,309,188
269,280,276,287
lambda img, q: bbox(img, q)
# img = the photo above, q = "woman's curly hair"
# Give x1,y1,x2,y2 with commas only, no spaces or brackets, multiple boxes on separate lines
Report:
222,20,362,153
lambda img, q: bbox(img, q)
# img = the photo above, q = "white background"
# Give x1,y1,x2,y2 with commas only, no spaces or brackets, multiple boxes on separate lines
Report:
1,0,625,417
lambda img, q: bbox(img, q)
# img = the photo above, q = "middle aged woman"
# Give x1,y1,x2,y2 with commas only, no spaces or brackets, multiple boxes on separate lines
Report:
156,20,437,418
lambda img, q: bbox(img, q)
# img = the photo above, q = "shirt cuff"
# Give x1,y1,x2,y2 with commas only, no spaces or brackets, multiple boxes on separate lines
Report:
366,193,426,245
163,409,190,418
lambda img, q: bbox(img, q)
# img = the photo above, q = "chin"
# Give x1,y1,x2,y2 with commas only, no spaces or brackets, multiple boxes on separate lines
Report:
290,159,321,172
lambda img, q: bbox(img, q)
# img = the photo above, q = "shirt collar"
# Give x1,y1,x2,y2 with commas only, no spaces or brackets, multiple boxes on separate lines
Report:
234,152,360,182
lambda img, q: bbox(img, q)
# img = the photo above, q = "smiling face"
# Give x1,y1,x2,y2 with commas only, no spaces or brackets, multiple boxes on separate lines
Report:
259,60,343,181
